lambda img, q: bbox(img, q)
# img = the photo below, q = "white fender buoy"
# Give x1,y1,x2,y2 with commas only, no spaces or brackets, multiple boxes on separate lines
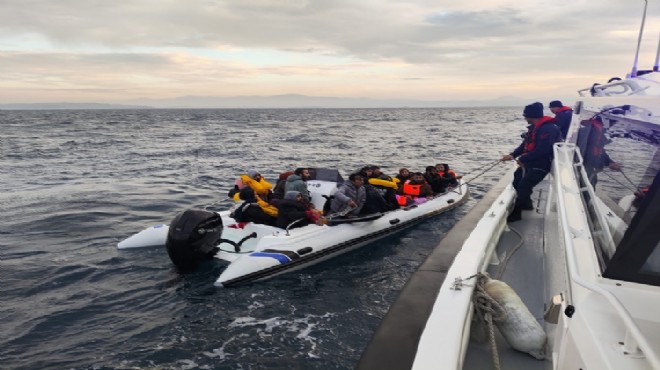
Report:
484,278,546,360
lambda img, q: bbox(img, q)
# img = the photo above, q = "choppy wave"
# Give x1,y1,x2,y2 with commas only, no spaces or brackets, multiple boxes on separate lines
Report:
0,107,523,369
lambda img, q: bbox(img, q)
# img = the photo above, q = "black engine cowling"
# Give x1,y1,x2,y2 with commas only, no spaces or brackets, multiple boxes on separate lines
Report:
166,209,224,270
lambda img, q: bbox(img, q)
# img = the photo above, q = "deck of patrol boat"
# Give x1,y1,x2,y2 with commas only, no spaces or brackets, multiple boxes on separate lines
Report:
463,177,554,370
358,173,557,370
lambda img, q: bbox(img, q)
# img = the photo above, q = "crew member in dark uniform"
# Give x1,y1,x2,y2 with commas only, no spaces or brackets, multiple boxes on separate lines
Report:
549,100,573,140
501,102,562,222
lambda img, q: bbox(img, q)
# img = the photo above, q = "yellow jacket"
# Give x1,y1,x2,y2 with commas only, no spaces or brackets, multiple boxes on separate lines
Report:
368,177,398,190
240,174,273,197
257,196,278,217
233,174,274,201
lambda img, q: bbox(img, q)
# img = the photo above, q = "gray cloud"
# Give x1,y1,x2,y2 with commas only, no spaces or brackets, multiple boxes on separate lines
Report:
1,1,656,62
1,0,659,102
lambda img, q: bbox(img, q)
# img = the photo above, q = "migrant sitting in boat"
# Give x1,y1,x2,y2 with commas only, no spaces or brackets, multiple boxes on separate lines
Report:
397,172,434,206
395,167,411,185
285,167,313,205
230,187,277,226
275,191,322,229
424,165,448,194
436,163,460,188
367,165,400,210
229,169,274,201
330,173,366,217
358,166,393,214
271,170,294,200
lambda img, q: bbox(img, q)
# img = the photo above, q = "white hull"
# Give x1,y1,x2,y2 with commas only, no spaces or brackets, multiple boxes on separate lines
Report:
118,180,469,287
117,224,169,249
216,182,468,287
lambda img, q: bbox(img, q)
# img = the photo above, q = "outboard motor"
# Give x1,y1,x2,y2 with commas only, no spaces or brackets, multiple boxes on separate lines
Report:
166,209,223,270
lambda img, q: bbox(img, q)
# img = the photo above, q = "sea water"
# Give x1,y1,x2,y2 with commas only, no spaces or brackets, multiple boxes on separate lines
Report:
0,107,523,369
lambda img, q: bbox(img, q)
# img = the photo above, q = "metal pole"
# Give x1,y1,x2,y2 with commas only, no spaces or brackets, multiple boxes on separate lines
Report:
630,0,648,78
653,32,660,72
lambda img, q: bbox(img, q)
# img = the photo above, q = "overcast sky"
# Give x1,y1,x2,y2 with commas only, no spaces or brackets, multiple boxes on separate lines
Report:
1,0,659,104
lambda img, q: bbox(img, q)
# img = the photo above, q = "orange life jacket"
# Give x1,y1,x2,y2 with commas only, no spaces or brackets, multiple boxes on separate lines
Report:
402,180,422,197
397,194,412,206
524,116,556,153
438,170,457,178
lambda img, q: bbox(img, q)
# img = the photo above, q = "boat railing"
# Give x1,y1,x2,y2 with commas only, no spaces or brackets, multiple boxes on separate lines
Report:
572,148,618,263
577,78,650,97
553,143,660,368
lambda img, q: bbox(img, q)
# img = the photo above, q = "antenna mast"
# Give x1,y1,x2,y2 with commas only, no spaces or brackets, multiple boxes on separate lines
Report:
654,32,660,72
630,0,648,78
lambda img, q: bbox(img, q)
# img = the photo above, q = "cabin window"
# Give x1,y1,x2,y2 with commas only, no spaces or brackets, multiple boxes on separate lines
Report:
602,167,660,286
570,102,660,286
640,241,660,276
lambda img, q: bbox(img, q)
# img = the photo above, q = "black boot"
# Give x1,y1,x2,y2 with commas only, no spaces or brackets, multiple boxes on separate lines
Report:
521,199,534,210
507,206,522,222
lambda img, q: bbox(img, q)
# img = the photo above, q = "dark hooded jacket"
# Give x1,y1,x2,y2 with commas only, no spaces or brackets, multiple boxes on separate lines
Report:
276,194,311,229
231,188,276,225
424,166,448,194
511,116,562,172
554,107,573,139
356,169,389,214
438,164,459,187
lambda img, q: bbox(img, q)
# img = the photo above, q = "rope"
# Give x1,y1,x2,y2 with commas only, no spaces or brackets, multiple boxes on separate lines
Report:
203,197,232,211
463,160,505,186
600,170,638,193
471,273,507,370
495,225,525,280
619,169,642,191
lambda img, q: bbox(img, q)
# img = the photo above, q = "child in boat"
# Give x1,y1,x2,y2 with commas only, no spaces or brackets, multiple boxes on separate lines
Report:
397,172,434,206
395,168,411,185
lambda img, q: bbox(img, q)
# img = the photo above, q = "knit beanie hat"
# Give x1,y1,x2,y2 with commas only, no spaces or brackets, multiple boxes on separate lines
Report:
247,169,260,179
523,102,544,118
549,100,563,108
284,191,300,200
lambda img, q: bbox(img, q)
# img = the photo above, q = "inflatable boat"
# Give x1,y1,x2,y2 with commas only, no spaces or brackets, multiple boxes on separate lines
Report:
117,168,469,287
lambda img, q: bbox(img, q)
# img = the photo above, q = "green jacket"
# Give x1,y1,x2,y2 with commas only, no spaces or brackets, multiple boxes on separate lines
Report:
284,174,310,201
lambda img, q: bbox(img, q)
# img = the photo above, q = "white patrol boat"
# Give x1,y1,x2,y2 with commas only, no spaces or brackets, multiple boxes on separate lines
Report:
358,5,660,370
118,168,469,287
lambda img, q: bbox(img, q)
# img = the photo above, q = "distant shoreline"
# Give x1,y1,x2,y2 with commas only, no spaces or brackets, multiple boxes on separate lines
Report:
1,94,569,110
0,105,522,110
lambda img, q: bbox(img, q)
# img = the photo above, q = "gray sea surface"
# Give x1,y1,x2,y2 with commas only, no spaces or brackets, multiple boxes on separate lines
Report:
0,108,524,369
